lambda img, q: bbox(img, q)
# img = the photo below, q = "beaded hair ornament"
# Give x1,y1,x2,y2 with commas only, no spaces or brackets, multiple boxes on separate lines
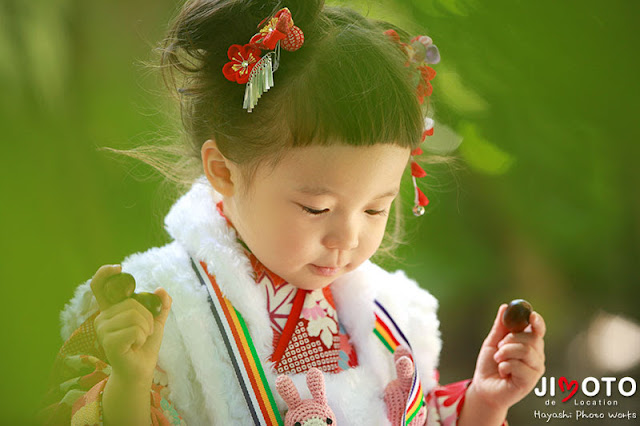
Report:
222,10,439,216
384,29,440,216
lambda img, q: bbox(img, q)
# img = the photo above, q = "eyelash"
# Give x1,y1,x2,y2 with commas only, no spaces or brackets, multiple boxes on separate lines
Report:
301,205,329,215
300,205,387,216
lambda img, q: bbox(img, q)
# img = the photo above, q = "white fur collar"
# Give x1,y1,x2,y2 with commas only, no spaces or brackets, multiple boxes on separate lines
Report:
61,178,441,424
165,178,275,361
161,179,440,423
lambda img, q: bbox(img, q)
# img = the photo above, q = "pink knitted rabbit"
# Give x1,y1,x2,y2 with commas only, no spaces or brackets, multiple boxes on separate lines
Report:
384,346,427,426
275,367,336,426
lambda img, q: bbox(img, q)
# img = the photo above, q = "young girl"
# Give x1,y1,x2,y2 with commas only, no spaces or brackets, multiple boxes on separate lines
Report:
43,0,546,424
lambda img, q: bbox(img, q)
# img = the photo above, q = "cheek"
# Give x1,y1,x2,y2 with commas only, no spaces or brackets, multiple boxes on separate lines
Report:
263,212,316,253
360,220,388,254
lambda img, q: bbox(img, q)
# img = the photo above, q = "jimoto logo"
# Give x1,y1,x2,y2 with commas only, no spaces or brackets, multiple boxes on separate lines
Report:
531,376,638,422
534,376,636,402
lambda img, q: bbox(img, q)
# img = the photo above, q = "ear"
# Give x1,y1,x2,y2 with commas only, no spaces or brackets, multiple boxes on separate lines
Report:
306,368,327,404
275,374,301,409
201,139,236,197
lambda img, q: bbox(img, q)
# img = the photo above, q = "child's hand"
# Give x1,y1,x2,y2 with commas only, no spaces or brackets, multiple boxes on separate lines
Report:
469,304,546,413
91,264,172,384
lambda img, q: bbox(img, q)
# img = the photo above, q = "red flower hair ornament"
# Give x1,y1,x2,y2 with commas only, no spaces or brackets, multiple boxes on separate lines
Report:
222,44,262,84
222,8,304,112
384,29,441,216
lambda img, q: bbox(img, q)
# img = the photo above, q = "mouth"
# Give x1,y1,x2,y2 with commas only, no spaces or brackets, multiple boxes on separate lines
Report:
309,264,344,277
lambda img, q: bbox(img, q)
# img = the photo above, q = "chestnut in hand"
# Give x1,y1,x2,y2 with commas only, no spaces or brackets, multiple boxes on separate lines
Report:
502,299,533,333
131,292,163,317
105,272,135,304
105,272,163,317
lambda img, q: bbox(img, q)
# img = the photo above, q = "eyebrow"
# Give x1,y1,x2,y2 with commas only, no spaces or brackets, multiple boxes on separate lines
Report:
295,186,399,200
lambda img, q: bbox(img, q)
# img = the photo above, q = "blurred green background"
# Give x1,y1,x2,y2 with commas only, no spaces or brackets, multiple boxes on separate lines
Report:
1,0,638,424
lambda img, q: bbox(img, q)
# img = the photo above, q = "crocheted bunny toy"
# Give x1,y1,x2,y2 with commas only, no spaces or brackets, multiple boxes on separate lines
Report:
275,367,336,426
384,346,427,426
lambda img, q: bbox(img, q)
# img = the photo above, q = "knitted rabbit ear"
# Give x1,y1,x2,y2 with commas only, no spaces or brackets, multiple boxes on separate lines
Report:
306,368,328,405
394,356,415,392
393,345,412,362
393,346,415,392
276,374,301,409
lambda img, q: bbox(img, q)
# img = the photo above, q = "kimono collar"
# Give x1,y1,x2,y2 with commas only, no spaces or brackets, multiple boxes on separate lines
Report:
213,199,357,374
214,200,286,286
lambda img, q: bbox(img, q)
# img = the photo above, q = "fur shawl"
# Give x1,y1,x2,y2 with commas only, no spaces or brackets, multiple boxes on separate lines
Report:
60,179,442,425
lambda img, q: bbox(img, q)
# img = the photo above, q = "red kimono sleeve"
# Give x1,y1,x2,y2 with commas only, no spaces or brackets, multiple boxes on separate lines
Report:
424,372,508,425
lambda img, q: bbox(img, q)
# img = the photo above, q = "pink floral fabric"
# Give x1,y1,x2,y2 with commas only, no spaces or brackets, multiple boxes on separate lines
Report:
245,248,359,374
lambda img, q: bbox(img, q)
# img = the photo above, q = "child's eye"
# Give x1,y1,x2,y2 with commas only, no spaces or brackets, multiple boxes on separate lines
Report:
301,205,329,215
365,209,388,216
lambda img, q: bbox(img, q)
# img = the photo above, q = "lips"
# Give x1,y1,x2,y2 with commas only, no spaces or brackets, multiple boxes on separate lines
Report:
310,264,343,277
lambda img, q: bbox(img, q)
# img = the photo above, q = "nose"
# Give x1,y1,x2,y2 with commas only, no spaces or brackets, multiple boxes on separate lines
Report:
322,215,359,251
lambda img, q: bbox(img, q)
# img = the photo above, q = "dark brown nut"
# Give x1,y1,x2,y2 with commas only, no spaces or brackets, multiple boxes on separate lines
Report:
105,272,136,305
131,292,163,317
502,299,533,333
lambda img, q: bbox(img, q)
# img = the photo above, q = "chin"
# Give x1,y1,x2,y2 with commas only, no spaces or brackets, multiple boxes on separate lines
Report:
284,263,351,290
290,280,332,291
288,274,335,291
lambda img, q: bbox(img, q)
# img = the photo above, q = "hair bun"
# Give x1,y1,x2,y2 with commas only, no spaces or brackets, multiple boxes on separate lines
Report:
163,0,325,83
281,0,324,32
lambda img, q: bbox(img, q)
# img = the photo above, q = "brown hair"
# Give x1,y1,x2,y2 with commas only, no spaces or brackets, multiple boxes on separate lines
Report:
119,0,437,257
162,0,424,173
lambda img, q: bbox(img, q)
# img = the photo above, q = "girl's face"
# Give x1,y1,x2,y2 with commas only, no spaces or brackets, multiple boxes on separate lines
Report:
223,143,411,291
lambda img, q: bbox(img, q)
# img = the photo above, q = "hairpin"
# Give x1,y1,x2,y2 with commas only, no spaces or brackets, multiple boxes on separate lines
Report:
384,29,440,216
222,8,304,112
410,117,434,216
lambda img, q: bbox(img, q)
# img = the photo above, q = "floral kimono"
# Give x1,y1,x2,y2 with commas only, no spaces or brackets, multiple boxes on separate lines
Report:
43,179,483,425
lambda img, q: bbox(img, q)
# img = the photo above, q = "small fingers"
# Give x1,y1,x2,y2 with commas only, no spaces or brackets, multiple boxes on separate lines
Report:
97,304,154,336
90,264,122,311
494,342,545,372
483,304,510,348
498,319,545,358
153,287,172,324
497,359,512,378
497,358,545,390
96,298,155,336
143,288,173,349
531,312,546,338
102,325,148,355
